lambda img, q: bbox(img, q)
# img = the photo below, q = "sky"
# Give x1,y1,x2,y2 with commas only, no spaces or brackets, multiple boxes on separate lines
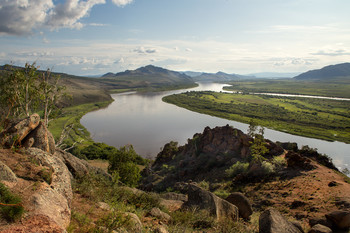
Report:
0,0,350,76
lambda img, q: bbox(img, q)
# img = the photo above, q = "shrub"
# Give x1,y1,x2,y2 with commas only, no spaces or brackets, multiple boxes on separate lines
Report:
261,161,275,175
272,156,287,170
225,161,249,178
0,183,24,222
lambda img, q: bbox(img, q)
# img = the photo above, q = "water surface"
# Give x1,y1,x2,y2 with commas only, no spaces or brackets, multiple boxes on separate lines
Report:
81,83,350,170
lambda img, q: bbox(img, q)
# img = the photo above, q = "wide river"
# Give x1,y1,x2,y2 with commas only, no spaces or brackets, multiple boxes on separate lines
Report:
81,82,350,171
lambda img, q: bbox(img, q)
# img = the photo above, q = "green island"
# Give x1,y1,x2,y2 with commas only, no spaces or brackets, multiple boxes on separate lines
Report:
163,91,350,143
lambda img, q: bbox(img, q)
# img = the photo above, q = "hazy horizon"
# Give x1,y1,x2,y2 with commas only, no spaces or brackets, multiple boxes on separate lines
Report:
0,0,349,76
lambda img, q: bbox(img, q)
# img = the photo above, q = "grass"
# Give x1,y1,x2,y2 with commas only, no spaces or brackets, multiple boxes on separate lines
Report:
163,91,350,143
224,78,350,98
0,183,24,222
48,100,113,148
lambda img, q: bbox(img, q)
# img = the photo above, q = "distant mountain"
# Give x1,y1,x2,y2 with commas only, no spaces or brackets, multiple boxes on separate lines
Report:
181,71,203,77
249,72,300,78
192,71,254,82
102,65,195,88
294,63,350,80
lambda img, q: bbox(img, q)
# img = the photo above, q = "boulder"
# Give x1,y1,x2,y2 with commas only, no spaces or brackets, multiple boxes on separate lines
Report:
259,208,303,233
309,216,333,229
154,225,169,233
0,113,40,147
226,192,253,219
22,121,55,154
335,197,350,210
147,207,171,223
285,151,315,170
177,182,239,221
308,224,332,233
325,210,350,229
124,212,142,233
0,160,18,183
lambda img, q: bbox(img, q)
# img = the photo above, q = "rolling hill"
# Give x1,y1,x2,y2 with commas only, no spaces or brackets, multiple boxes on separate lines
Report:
102,65,196,89
294,63,350,80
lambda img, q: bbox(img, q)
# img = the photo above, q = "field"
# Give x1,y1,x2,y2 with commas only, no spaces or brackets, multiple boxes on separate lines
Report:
163,91,350,143
224,78,350,98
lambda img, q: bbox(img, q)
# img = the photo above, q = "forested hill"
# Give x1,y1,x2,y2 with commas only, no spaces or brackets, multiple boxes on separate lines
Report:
294,63,350,80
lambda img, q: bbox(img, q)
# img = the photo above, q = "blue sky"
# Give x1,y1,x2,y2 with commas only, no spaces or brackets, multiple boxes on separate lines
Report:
0,0,350,75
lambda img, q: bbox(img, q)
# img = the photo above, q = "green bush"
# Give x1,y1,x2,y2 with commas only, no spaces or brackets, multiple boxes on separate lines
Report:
0,183,24,222
261,161,275,175
108,145,142,187
225,161,249,178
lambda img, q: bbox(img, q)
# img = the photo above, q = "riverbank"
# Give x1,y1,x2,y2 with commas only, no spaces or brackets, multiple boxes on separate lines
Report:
163,91,350,144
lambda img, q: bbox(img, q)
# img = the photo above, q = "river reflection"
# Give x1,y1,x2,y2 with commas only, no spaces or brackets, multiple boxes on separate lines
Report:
81,83,350,170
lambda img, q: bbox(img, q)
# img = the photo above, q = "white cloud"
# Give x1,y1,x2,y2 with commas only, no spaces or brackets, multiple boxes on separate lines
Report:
133,46,157,54
0,0,133,36
0,0,53,35
111,0,133,7
46,0,106,30
185,48,192,52
311,49,350,56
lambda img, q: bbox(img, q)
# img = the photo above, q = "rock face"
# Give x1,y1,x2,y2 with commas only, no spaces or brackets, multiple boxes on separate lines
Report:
225,192,253,219
26,148,72,228
147,207,171,223
0,114,40,147
259,208,303,233
325,210,350,229
177,182,239,221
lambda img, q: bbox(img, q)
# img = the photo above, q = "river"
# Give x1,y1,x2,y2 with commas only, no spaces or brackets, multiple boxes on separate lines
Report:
81,82,350,171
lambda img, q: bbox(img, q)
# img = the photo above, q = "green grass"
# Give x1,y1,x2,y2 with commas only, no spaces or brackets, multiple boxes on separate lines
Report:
0,183,24,222
48,100,113,148
163,91,350,143
224,78,350,98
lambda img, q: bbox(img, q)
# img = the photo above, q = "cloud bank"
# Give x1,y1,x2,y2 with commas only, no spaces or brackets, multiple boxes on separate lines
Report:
0,0,133,36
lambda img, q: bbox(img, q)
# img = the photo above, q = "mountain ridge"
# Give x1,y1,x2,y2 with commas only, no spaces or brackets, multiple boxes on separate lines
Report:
294,63,350,80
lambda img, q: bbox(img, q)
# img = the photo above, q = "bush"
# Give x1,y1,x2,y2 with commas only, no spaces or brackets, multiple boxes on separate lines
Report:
108,145,141,187
261,161,275,175
225,161,249,178
0,183,24,222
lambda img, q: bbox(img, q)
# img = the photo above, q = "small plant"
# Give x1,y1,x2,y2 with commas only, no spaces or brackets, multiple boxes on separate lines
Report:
198,180,209,190
225,161,249,178
0,183,24,222
261,161,275,175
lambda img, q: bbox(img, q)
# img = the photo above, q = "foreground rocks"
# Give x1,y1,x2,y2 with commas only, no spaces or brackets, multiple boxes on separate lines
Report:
176,182,239,222
259,208,303,233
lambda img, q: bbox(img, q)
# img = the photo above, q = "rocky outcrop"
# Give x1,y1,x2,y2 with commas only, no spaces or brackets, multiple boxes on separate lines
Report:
0,114,56,154
285,151,315,170
226,192,253,219
259,208,303,233
26,148,72,228
176,182,239,222
125,212,142,233
23,121,55,154
0,113,40,147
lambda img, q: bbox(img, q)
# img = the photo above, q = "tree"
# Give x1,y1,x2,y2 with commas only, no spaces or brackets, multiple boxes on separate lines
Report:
247,120,268,163
39,68,66,126
0,63,65,126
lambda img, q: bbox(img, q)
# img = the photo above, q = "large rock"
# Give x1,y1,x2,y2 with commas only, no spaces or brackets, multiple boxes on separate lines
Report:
308,224,332,233
147,207,171,223
177,182,239,221
259,208,303,233
23,121,55,154
124,212,142,233
0,160,18,183
226,192,253,219
55,148,111,180
0,113,40,147
325,210,350,229
26,148,72,228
